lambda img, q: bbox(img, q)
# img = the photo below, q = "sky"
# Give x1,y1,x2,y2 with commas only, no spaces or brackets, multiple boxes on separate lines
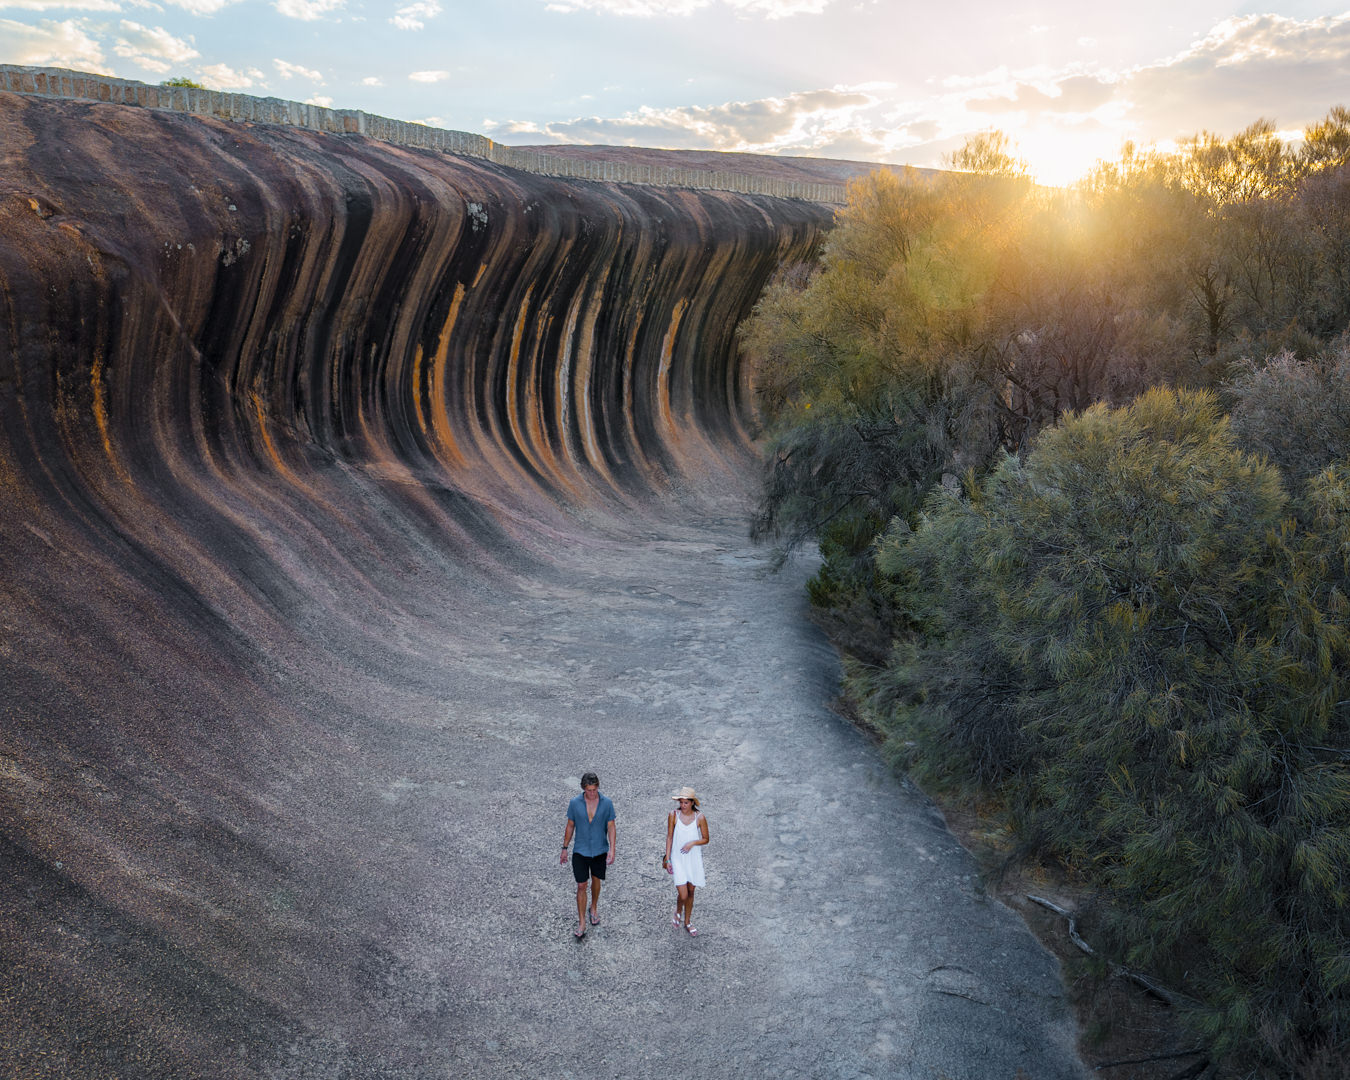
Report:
2,1,1349,184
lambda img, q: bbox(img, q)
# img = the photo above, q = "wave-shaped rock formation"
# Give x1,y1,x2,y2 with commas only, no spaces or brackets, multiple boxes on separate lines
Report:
0,87,835,1077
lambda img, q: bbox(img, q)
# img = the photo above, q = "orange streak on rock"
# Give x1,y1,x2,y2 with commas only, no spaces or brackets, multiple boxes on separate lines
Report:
505,282,537,476
657,296,689,450
411,342,426,437
569,281,616,490
89,353,131,487
250,388,294,485
427,283,467,470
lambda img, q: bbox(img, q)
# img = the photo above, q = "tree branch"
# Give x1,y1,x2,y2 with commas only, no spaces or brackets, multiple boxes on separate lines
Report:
1027,895,1203,1010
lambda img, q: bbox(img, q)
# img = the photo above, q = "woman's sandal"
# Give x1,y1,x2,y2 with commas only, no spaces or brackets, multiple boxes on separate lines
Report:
685,924,698,936
672,911,683,928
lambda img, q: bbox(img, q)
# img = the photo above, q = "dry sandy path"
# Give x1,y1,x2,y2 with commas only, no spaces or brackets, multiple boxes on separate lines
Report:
289,498,1091,1080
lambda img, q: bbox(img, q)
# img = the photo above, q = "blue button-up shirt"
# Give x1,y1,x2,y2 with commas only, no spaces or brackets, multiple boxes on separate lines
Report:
568,793,616,856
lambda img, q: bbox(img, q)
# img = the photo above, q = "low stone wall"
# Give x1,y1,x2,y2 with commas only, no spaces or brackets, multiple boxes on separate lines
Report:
0,64,847,204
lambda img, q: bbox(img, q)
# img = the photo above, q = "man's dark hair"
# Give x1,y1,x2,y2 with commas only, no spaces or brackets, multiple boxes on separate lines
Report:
580,772,599,788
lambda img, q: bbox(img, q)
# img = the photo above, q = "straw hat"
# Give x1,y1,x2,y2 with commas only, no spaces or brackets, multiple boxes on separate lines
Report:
670,786,700,810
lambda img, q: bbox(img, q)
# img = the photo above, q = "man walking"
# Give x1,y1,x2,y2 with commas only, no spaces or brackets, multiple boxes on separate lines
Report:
560,772,616,939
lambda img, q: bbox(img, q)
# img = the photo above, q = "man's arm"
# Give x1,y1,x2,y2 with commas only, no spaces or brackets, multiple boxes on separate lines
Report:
560,815,575,864
606,816,616,865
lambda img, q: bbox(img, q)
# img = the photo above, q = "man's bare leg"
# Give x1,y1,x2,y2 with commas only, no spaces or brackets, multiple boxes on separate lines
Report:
575,880,588,936
588,877,602,923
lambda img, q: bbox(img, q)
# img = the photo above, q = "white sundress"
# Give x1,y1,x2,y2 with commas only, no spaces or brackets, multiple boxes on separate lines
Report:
670,811,706,887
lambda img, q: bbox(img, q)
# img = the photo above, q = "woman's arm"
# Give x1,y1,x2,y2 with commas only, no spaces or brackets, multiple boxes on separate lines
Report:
664,811,675,863
680,814,710,853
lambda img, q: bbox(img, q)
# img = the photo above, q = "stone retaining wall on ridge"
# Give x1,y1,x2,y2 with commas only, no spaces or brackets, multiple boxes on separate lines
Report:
0,64,848,205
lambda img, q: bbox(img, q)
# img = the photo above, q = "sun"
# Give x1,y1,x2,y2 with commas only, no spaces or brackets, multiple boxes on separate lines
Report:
1015,125,1123,188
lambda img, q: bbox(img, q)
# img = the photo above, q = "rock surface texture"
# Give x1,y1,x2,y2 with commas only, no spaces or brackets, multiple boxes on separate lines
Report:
0,91,1088,1079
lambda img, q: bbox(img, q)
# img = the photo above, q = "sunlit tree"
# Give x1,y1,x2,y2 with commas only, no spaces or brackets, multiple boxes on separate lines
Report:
1179,119,1294,203
745,108,1350,639
1301,105,1350,172
743,165,1005,602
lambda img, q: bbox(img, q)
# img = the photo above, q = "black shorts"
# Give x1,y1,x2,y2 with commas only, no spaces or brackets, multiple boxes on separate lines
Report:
571,852,608,883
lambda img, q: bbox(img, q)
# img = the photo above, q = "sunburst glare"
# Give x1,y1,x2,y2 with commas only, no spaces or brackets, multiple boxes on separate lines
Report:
1013,124,1125,187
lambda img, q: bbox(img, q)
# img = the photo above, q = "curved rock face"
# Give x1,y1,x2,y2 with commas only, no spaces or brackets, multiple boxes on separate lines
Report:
2,91,826,536
0,89,828,654
0,93,834,1077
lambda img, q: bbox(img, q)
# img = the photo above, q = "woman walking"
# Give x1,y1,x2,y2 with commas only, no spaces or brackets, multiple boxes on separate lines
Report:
663,786,709,936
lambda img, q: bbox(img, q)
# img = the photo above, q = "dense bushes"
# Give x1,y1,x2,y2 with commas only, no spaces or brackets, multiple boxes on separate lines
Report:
741,113,1350,1075
871,389,1349,1069
1225,337,1350,481
743,110,1350,613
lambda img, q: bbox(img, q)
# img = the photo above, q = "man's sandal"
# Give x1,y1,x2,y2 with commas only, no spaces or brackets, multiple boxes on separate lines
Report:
588,910,600,926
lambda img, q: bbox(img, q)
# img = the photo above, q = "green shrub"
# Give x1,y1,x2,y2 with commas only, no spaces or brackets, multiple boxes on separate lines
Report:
875,387,1350,1070
1225,337,1350,482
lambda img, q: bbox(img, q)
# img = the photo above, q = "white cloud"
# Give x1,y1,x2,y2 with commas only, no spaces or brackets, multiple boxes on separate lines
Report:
866,11,1350,183
361,75,382,86
941,66,1013,91
409,69,449,82
417,115,447,127
164,0,240,12
0,0,118,10
390,0,439,30
113,20,198,74
305,94,332,107
489,86,878,152
196,61,255,89
546,0,695,11
274,57,323,82
468,9,1350,187
544,0,827,16
1121,12,1350,141
275,0,342,20
0,17,106,69
714,0,830,12
884,68,1131,182
968,73,1115,117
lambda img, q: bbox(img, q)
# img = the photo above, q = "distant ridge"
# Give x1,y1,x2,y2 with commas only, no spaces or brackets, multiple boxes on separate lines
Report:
511,143,933,187
0,64,906,204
